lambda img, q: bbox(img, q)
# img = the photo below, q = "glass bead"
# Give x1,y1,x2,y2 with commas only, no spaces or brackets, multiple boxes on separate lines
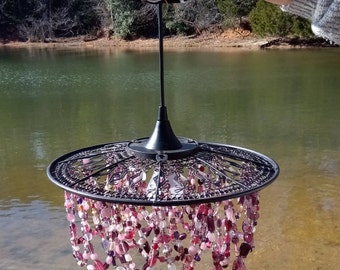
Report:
105,256,113,264
188,246,197,256
83,252,90,260
154,227,160,235
94,260,106,270
67,213,75,222
152,243,159,250
84,233,93,241
90,253,98,260
125,254,132,262
143,241,151,253
179,233,187,240
64,199,73,208
244,233,253,244
148,256,157,267
194,254,201,262
239,243,252,258
168,263,177,270
207,215,215,232
207,232,216,242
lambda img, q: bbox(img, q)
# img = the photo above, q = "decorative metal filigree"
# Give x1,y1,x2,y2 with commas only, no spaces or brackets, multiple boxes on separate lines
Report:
48,141,279,206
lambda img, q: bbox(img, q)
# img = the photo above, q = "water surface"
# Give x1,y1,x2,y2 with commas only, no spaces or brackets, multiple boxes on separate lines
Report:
0,47,339,269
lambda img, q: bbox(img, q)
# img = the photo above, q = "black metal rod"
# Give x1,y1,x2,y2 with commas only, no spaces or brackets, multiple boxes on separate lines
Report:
142,0,182,151
157,2,165,108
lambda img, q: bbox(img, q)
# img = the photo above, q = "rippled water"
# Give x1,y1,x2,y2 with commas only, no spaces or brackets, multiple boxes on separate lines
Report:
0,47,339,269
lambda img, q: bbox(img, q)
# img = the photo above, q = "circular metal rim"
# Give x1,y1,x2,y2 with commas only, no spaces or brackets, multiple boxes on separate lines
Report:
47,140,279,206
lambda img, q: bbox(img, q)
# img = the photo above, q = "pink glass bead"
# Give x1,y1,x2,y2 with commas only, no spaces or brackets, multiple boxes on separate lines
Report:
207,232,216,242
90,253,98,260
161,234,172,243
94,260,106,270
67,213,75,222
200,242,207,250
226,208,235,223
65,199,73,208
82,158,91,164
242,222,253,233
115,241,129,255
188,246,197,256
148,256,157,267
244,233,253,244
105,256,112,264
83,252,90,260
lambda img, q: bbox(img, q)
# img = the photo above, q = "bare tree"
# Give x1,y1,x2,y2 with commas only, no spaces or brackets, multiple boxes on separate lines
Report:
17,0,85,42
17,0,78,42
134,2,158,37
166,0,222,35
91,0,114,38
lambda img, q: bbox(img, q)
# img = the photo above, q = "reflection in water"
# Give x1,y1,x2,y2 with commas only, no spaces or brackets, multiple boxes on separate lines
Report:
0,47,340,269
0,199,74,269
31,131,47,170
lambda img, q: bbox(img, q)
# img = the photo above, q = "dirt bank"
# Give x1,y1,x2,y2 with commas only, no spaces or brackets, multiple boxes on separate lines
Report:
1,29,337,50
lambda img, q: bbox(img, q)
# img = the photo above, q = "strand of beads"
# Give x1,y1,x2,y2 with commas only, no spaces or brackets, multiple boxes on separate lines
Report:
232,192,260,270
64,191,259,270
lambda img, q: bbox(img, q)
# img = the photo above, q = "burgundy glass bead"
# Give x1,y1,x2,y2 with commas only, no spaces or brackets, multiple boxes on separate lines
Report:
207,214,215,232
239,243,252,258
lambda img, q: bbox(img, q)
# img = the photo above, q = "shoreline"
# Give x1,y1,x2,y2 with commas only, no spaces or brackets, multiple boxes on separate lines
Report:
1,30,338,51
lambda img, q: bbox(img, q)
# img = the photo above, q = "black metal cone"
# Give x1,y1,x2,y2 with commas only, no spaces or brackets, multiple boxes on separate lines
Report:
145,106,182,151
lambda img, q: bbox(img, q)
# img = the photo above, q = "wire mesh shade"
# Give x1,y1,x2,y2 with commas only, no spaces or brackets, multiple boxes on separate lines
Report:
48,141,278,205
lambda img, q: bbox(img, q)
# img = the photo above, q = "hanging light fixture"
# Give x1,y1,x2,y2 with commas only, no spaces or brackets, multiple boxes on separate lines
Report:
47,1,279,270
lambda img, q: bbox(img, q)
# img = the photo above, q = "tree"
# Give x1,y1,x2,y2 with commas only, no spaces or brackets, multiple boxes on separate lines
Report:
110,0,143,39
17,0,79,41
134,3,158,38
1,0,113,42
249,0,312,37
218,0,257,27
71,0,112,36
0,0,34,40
164,0,222,35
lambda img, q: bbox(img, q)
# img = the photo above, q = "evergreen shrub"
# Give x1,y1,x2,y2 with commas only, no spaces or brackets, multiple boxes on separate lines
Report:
249,0,313,37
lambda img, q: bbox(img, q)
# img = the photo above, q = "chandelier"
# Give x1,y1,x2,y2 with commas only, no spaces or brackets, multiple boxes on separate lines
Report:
47,1,279,270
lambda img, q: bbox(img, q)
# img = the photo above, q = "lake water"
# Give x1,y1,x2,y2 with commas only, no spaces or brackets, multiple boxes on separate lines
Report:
0,47,339,270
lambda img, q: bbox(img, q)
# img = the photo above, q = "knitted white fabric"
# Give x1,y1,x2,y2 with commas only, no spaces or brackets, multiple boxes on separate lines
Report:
282,0,340,44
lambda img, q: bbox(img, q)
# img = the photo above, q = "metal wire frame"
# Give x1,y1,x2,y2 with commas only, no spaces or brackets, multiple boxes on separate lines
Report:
47,141,279,206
